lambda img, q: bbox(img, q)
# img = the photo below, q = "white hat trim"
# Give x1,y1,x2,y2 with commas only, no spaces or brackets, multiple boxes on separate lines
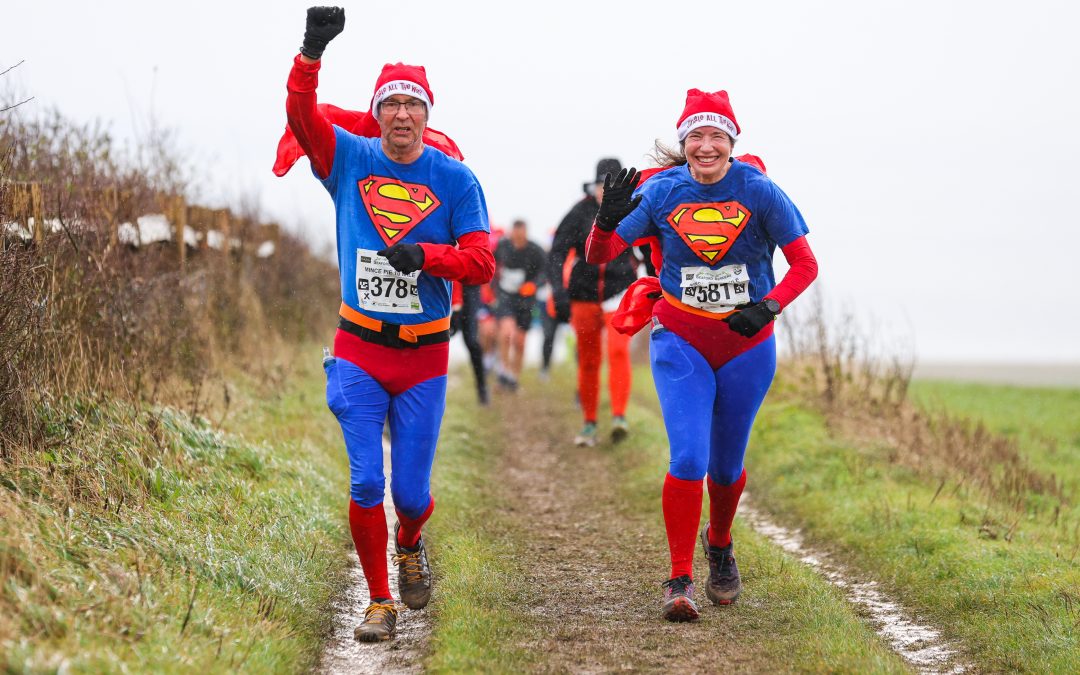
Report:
372,80,432,110
677,112,738,142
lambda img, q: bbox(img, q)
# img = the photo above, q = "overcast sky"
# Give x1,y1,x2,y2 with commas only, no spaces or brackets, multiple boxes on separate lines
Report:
4,1,1078,364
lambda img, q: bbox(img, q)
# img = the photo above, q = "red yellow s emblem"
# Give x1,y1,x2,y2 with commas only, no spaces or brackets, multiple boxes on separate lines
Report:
357,175,442,247
666,201,751,264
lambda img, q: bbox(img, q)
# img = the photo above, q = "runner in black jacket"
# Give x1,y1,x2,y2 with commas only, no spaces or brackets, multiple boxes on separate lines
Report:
548,158,647,446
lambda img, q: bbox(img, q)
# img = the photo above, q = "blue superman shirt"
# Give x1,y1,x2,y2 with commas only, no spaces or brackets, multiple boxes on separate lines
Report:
319,128,489,324
616,161,808,304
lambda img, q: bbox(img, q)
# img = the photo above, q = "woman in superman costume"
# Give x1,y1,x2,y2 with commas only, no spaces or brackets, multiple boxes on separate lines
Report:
585,88,818,622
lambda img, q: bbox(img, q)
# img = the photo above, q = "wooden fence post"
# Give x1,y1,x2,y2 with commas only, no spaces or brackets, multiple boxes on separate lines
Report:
162,194,187,269
10,183,45,243
29,183,44,244
214,208,232,257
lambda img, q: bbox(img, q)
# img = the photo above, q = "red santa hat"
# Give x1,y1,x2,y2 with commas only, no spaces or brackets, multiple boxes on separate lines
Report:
676,89,740,142
371,63,434,112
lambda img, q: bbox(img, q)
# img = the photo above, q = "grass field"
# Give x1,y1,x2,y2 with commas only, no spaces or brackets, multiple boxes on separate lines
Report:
911,380,1080,493
674,369,1080,673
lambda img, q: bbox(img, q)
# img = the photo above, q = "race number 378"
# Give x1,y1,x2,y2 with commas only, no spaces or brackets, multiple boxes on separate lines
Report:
355,248,423,314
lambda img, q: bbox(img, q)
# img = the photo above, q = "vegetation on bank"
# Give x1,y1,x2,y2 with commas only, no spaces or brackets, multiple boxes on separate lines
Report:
2,102,344,669
1,351,349,672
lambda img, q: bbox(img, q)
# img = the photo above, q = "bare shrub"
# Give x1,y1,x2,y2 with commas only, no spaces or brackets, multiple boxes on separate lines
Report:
778,288,1062,512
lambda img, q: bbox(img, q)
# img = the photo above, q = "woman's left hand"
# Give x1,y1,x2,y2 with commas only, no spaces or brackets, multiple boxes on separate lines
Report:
725,301,776,338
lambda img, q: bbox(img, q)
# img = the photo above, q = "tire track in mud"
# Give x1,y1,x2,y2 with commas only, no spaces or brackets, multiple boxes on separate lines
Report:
317,442,429,675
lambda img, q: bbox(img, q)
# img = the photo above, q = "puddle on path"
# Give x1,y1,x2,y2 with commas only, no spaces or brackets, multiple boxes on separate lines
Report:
317,444,429,675
740,495,968,674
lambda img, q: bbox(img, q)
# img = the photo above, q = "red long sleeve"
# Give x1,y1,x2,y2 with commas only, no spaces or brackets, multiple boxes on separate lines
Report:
418,231,495,285
285,55,336,179
585,225,630,264
765,236,818,310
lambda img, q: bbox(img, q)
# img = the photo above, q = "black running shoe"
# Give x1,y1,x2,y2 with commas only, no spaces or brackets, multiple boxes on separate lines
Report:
354,599,398,642
661,574,700,622
700,523,742,605
393,522,433,610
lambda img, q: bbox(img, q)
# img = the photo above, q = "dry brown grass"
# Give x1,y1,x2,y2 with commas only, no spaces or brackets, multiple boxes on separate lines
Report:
0,103,337,459
777,289,1064,516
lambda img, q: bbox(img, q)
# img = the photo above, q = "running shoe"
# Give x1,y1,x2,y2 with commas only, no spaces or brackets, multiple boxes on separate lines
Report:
661,574,700,622
700,523,742,605
611,416,629,443
393,523,433,610
573,422,598,447
354,599,398,642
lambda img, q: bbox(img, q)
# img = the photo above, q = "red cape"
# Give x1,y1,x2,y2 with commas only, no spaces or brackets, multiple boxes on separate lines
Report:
273,103,464,177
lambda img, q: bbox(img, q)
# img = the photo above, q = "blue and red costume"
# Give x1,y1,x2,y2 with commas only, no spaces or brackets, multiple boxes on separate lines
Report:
282,55,494,601
586,157,817,580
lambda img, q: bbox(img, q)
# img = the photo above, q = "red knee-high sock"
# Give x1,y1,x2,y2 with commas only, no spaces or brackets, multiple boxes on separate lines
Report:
348,499,392,601
707,469,747,548
663,473,704,580
395,497,435,549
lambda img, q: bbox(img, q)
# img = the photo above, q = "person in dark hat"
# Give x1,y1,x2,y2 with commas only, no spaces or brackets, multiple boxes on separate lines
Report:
548,159,647,447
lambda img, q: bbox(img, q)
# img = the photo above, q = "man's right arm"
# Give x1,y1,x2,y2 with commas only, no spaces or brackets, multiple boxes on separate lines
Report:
285,7,346,179
285,57,335,179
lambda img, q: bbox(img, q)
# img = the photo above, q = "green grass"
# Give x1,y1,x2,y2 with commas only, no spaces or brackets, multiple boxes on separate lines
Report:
424,383,534,673
911,380,1080,491
659,370,1080,673
1,350,349,673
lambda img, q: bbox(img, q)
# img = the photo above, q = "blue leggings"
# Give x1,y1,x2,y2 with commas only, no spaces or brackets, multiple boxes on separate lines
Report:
650,327,776,484
324,357,446,518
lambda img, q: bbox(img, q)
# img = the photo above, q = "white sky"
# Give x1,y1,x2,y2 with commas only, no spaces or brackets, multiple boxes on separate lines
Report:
4,1,1079,363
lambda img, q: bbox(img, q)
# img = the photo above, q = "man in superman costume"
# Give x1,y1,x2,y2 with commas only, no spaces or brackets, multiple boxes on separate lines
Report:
276,7,494,642
586,89,818,622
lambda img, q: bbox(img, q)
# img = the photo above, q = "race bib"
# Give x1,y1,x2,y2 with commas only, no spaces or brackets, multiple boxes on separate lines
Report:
499,268,526,294
679,264,750,313
355,248,423,314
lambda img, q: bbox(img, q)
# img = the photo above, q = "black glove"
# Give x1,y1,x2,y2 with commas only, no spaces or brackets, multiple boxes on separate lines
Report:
724,301,777,338
300,6,346,60
449,310,463,337
553,288,571,323
595,167,643,232
378,243,425,274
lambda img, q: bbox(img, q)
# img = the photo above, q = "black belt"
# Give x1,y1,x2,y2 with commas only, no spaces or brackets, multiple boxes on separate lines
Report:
338,317,450,349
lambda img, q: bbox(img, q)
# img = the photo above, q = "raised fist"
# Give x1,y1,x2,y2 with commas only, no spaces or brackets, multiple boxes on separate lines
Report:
300,6,345,60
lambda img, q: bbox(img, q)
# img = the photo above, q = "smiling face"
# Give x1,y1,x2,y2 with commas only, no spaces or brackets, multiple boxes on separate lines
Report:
684,127,733,184
377,94,428,162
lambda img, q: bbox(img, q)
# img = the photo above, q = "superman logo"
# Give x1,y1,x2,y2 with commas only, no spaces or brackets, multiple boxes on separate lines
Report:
357,175,442,247
666,201,751,264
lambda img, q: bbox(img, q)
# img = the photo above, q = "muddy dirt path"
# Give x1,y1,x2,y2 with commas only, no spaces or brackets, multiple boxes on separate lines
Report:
491,390,765,673
317,443,429,675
